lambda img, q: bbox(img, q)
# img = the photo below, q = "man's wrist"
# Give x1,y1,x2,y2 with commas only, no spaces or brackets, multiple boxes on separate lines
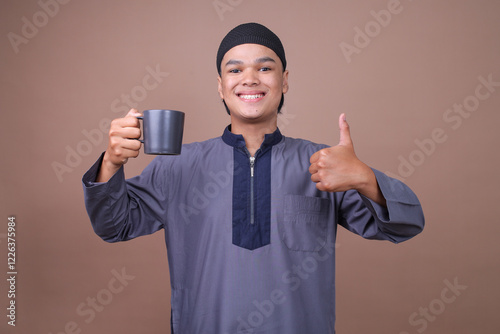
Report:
97,152,122,182
355,166,387,207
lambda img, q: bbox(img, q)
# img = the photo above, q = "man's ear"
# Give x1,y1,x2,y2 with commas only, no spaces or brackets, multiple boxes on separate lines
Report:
217,75,224,99
282,70,289,94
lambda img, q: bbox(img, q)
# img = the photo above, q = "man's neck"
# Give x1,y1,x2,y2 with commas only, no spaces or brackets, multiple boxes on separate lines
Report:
230,121,277,157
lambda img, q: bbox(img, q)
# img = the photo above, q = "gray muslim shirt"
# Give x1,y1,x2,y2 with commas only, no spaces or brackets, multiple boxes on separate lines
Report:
82,126,424,334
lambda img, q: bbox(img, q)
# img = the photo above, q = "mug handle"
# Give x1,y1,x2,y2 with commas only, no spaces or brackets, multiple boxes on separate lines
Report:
136,116,144,143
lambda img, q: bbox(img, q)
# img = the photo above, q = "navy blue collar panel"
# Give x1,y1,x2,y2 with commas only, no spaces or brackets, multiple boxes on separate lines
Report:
221,125,282,251
221,125,283,150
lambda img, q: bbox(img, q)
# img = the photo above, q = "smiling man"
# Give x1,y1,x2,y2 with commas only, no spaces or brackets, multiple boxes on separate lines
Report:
218,43,288,156
83,23,424,333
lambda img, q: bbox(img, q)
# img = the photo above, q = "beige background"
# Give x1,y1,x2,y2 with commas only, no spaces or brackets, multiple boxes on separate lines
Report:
1,0,499,333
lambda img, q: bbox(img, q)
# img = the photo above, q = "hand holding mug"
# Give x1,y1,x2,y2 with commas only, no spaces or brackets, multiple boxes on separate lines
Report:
98,109,143,182
97,108,185,182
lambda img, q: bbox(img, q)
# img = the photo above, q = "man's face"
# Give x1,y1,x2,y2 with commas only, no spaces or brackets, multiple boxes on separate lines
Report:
218,43,289,124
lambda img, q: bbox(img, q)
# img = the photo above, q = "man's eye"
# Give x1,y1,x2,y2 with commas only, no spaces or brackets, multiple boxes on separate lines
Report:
259,67,271,72
229,69,241,73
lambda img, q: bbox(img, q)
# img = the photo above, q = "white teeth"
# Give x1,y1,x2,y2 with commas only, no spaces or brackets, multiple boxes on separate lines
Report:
240,94,264,100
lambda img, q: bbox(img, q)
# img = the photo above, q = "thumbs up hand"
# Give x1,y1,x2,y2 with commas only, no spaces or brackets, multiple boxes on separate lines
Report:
309,114,386,205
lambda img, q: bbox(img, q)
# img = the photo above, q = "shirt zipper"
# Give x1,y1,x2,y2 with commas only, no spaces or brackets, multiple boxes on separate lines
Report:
249,156,255,225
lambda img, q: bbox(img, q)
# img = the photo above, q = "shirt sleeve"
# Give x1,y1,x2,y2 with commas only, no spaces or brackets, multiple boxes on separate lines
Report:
337,168,424,243
82,153,168,243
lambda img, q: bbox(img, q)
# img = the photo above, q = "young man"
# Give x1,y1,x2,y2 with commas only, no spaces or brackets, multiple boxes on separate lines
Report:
83,23,424,333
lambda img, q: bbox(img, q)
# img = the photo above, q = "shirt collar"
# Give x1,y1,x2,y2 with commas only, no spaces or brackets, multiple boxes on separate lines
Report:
221,125,283,150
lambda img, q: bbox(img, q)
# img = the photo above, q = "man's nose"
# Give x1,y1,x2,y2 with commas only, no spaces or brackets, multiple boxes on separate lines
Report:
242,69,259,86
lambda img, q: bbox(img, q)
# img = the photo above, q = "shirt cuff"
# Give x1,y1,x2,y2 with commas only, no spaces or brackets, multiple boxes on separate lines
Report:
360,168,422,224
82,152,125,190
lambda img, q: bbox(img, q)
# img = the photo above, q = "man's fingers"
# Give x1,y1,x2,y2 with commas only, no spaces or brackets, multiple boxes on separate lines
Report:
309,150,319,164
110,121,140,137
126,108,142,117
120,138,142,151
309,148,329,173
111,116,139,129
338,113,353,146
309,162,318,175
111,109,142,132
120,127,141,140
123,108,142,127
310,171,321,183
108,137,141,159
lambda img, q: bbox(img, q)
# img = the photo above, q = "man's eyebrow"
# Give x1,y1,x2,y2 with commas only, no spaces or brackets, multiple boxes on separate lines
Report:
224,57,276,67
255,57,276,64
224,59,243,67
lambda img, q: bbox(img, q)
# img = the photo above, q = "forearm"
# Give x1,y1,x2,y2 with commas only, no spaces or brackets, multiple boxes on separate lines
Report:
82,153,166,242
362,168,424,241
97,151,123,183
340,169,424,243
356,167,387,207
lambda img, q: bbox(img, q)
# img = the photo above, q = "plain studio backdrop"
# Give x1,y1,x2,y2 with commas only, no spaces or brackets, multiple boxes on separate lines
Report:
1,0,499,333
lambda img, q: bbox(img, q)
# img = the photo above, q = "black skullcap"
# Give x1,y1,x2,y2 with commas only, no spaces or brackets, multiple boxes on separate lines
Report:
216,22,286,75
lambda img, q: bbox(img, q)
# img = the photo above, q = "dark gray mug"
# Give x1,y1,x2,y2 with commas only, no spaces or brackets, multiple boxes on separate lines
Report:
137,109,185,155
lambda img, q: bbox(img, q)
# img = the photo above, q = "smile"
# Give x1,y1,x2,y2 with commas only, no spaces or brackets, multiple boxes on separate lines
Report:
238,93,265,101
